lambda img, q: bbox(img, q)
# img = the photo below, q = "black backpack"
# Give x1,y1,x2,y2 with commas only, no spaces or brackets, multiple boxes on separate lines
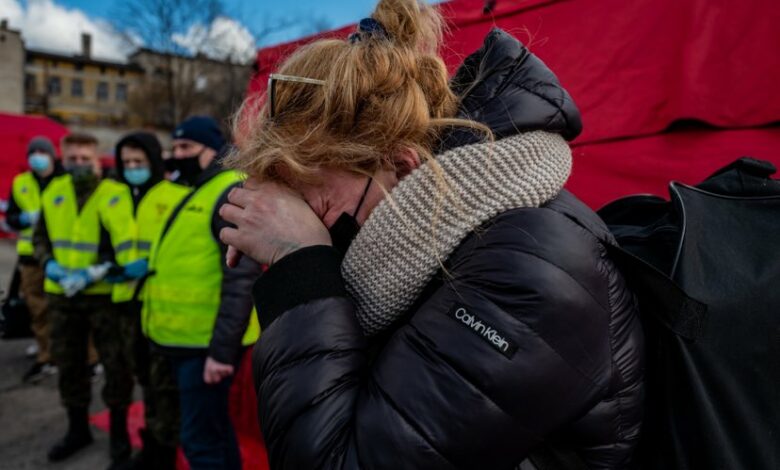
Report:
598,157,780,470
1,263,33,339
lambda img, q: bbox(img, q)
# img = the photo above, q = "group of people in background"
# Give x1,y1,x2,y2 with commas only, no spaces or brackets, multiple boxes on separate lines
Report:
6,116,260,470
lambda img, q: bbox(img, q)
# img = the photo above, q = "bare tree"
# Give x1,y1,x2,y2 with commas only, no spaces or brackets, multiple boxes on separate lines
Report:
114,0,225,128
113,0,333,131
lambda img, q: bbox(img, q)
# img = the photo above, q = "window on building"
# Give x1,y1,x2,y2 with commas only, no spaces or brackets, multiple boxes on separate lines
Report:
25,74,37,94
71,79,83,97
97,81,109,101
116,83,128,102
119,69,125,77
195,75,208,91
100,66,106,75
75,63,84,72
47,76,61,95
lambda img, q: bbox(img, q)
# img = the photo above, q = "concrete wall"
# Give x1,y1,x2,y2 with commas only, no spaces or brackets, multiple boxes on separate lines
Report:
0,24,24,114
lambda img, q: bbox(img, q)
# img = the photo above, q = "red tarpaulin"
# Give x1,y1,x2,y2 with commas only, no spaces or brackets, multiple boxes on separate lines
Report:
251,0,780,207
0,112,68,206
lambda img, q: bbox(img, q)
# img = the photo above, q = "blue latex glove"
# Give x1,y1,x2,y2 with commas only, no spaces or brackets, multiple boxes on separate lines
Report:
123,259,149,280
19,211,40,228
44,260,68,282
59,269,92,298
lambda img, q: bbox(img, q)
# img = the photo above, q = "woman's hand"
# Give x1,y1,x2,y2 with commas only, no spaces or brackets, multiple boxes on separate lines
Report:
219,180,331,267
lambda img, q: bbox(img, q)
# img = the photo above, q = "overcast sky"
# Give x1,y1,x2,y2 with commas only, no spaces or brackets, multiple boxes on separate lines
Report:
0,0,394,62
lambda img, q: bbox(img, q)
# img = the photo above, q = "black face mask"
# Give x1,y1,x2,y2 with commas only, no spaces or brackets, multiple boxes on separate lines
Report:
171,145,207,185
66,164,98,193
163,157,178,173
171,156,202,185
329,178,372,256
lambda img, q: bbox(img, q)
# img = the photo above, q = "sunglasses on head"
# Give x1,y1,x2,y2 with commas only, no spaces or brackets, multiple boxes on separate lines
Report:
267,73,326,119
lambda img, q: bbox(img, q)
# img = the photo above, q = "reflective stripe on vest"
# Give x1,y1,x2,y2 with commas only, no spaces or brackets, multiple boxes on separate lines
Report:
112,180,190,303
42,176,134,296
12,172,41,256
143,170,260,348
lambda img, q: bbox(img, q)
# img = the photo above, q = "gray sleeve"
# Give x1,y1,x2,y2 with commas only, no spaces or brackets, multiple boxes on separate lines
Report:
208,184,263,364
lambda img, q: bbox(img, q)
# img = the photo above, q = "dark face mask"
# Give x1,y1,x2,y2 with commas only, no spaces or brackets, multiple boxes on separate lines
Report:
66,164,98,190
329,178,372,256
171,146,207,185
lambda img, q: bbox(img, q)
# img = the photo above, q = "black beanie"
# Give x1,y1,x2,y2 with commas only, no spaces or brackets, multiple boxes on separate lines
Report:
172,116,226,151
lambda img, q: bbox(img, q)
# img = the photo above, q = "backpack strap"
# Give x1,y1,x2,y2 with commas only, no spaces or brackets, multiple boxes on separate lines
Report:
607,243,707,340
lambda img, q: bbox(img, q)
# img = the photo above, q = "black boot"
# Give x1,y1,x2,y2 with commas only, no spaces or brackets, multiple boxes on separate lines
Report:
106,407,131,469
113,428,151,470
47,406,94,462
156,440,178,470
113,428,177,470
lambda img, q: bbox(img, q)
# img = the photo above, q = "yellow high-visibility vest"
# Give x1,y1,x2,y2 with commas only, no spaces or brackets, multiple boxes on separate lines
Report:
11,172,41,256
41,175,134,296
112,180,190,303
143,170,260,348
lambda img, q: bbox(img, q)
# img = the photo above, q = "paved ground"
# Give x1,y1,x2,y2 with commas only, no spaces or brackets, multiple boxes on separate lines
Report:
0,239,118,469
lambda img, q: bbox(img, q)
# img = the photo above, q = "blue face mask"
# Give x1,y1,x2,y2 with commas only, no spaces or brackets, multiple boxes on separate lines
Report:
28,153,51,173
124,167,151,186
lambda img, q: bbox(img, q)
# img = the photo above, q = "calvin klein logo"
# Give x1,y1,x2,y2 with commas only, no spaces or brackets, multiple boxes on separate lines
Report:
447,304,518,358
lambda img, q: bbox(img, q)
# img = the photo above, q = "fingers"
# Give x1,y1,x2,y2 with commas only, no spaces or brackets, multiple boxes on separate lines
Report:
219,227,243,252
227,187,254,208
203,365,233,385
219,202,244,226
226,245,243,268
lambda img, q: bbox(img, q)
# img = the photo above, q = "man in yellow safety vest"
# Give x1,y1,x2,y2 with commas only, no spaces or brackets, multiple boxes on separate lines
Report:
142,116,260,470
111,131,190,469
33,133,137,466
6,136,63,381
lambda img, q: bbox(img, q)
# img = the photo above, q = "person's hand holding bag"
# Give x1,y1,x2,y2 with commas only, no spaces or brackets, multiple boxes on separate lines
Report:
219,179,331,267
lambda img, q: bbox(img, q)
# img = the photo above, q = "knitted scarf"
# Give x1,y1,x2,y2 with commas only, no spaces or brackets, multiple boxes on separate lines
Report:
341,131,573,336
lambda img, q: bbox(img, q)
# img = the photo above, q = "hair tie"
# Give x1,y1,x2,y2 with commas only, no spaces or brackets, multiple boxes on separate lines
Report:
348,18,389,44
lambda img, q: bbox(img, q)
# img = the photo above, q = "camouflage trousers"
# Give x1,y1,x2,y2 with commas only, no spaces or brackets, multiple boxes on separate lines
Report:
124,301,180,447
49,295,135,409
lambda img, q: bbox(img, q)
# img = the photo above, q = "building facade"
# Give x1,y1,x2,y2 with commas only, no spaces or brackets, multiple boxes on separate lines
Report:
24,34,144,127
0,21,252,145
0,20,24,114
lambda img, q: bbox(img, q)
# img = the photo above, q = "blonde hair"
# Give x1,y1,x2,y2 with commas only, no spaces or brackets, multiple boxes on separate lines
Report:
228,0,489,185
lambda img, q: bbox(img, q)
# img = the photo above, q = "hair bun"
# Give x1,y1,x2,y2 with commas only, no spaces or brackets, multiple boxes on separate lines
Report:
372,0,443,52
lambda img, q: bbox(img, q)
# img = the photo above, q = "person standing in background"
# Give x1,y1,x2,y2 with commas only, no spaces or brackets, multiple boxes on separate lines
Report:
111,132,190,470
6,136,64,382
142,116,260,470
34,133,137,467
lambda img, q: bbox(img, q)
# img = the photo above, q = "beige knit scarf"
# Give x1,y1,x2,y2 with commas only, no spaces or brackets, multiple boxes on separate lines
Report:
341,131,573,336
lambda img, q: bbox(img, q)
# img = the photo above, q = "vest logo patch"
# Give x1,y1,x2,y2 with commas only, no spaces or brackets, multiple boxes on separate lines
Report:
21,186,28,193
185,205,204,213
108,196,120,206
446,304,518,359
156,203,168,216
54,195,65,206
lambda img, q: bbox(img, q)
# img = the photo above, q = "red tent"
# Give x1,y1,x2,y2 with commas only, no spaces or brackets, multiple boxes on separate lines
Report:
251,0,780,209
0,113,68,236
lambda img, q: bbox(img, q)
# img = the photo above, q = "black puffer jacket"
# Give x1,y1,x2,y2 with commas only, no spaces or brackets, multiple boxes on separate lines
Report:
252,29,644,469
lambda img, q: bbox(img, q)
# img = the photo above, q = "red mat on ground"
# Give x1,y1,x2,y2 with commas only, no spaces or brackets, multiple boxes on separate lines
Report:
91,350,269,470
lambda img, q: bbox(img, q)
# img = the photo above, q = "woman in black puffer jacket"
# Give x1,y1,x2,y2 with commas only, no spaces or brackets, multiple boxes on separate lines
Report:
219,1,644,468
